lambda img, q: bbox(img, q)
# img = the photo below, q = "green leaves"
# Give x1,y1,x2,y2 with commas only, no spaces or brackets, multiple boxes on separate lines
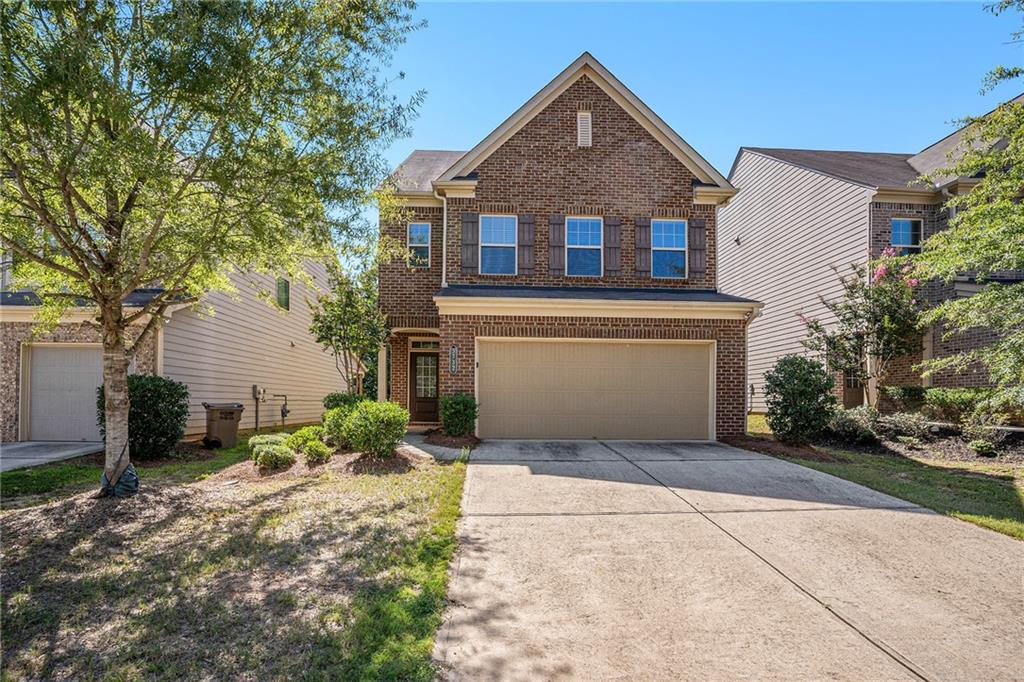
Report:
310,264,388,387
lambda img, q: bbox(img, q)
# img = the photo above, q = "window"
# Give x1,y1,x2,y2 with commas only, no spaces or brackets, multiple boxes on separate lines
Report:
411,340,439,350
651,219,687,279
480,215,517,275
276,277,290,310
577,111,592,147
566,217,603,277
891,218,922,255
408,223,430,267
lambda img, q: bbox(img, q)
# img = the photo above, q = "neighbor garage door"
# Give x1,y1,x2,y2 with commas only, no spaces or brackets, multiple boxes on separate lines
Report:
476,339,713,439
28,346,104,441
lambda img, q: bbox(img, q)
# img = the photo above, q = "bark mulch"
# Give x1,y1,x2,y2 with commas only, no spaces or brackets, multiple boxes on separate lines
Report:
423,429,480,450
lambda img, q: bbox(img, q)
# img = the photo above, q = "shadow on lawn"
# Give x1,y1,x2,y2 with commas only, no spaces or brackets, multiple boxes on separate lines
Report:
0,459,460,681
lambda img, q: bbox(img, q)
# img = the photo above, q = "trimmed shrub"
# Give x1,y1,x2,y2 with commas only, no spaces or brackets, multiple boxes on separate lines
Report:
895,435,923,449
323,406,360,447
880,385,927,412
254,444,296,470
968,439,997,457
763,355,836,444
828,406,880,444
923,387,993,423
248,433,288,458
877,411,931,440
303,439,333,465
345,401,410,458
961,413,1008,448
323,392,367,411
439,393,479,437
96,375,189,460
286,425,324,453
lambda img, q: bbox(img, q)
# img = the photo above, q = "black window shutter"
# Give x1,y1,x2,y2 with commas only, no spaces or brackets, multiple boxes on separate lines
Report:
549,214,565,276
634,217,651,276
604,217,621,276
518,214,535,275
688,218,707,278
461,212,479,274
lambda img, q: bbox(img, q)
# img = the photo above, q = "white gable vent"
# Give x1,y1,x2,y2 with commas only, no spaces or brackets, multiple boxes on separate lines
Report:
577,111,592,147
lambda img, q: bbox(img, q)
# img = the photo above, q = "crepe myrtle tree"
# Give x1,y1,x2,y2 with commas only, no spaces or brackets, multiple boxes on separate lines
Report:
801,255,923,408
911,0,1024,410
0,0,421,493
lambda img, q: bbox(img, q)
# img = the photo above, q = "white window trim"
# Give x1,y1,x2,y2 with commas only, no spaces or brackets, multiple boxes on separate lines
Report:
408,222,431,268
891,217,923,251
479,214,518,276
651,218,689,279
565,216,604,278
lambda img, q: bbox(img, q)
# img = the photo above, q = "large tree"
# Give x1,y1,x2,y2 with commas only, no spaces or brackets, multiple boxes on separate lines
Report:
0,0,420,492
913,0,1024,409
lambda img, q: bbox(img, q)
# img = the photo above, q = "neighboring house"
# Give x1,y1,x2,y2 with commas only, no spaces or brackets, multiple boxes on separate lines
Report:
0,263,346,442
719,96,1024,411
377,53,761,440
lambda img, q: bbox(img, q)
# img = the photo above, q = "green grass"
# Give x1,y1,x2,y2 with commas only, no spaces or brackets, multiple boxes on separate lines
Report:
1,433,468,681
744,414,1024,539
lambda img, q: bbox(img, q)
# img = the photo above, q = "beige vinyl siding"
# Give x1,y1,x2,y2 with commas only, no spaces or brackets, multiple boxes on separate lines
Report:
719,150,873,412
161,262,346,436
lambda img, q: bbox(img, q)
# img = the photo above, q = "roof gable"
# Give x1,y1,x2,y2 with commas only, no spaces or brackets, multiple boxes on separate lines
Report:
437,52,733,190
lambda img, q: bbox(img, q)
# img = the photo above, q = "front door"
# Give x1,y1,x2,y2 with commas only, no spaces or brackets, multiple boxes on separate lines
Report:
409,352,439,423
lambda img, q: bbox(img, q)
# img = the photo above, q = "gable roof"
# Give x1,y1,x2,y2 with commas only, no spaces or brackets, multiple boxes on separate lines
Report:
389,150,466,194
742,148,923,189
435,52,733,190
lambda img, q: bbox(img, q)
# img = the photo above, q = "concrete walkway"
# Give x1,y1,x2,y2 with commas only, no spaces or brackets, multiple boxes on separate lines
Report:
420,438,1023,681
0,441,102,471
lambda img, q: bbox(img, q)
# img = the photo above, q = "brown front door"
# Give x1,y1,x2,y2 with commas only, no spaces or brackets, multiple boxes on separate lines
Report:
843,371,864,409
409,352,439,422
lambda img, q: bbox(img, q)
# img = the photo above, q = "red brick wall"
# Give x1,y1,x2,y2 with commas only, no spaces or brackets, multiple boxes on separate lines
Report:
387,332,415,411
379,205,443,330
0,322,157,442
438,315,747,438
443,75,716,290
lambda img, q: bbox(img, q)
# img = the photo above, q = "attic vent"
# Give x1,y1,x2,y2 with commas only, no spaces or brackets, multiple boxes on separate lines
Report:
577,111,592,147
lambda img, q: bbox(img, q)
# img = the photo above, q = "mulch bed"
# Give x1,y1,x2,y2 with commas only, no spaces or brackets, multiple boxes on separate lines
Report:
722,435,838,462
423,428,480,450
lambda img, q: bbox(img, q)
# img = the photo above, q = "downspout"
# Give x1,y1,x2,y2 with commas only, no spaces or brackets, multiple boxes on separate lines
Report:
434,189,448,287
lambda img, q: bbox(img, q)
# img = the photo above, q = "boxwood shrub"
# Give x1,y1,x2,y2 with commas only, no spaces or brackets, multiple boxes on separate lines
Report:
323,392,367,411
763,355,836,444
303,439,333,465
286,425,324,453
248,433,289,458
439,393,479,437
254,444,296,470
345,401,409,458
96,375,189,460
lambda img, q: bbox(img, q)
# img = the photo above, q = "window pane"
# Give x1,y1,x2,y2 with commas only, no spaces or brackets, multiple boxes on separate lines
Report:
416,355,437,398
480,215,516,245
892,219,921,246
567,218,602,246
567,247,601,276
276,278,290,310
409,223,430,246
652,250,686,278
410,245,429,267
652,220,686,249
481,245,515,274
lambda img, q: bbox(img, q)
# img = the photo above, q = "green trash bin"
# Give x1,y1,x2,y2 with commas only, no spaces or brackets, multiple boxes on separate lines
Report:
202,402,245,448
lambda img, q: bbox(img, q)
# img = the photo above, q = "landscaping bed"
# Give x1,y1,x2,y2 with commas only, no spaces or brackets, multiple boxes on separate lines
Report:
0,433,465,681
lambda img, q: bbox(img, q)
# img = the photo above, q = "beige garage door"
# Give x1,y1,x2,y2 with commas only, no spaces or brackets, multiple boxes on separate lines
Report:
477,340,713,439
28,346,104,441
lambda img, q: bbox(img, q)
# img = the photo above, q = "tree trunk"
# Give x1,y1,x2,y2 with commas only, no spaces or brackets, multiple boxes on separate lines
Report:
101,307,132,486
864,355,880,409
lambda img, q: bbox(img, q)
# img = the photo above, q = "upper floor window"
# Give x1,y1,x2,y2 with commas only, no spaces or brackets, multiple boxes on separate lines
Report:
276,277,290,310
408,222,430,268
566,217,602,277
651,219,687,279
891,218,922,255
480,215,517,275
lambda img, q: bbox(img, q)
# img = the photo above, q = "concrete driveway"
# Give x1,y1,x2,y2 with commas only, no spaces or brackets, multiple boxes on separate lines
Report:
430,439,1023,681
0,441,102,471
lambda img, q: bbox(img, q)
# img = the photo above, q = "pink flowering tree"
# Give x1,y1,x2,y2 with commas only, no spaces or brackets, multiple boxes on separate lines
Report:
802,252,923,408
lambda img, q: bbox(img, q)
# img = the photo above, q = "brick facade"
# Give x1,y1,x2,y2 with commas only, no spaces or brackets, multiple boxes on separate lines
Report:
378,67,750,439
0,321,157,442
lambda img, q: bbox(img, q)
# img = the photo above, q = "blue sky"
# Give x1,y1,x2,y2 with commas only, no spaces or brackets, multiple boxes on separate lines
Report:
383,2,1021,176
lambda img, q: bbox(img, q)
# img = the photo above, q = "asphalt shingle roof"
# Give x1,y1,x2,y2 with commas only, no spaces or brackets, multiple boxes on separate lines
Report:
744,148,923,189
389,150,466,193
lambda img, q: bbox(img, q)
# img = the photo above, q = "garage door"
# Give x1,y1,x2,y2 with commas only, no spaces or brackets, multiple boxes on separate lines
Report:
477,340,713,439
28,346,104,441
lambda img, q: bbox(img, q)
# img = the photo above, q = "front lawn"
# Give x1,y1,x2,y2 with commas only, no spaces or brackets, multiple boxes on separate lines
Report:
739,416,1024,540
0,435,466,681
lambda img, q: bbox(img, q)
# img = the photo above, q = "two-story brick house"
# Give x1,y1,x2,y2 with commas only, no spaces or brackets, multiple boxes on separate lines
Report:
719,95,1023,411
377,53,761,440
